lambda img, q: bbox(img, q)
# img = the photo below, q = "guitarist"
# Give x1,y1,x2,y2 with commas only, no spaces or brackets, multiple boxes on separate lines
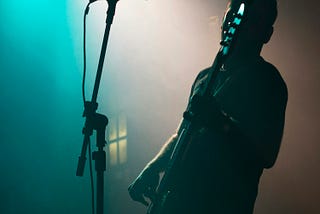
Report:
128,0,287,213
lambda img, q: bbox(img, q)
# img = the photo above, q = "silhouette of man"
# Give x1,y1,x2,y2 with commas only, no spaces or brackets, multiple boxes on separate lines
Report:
128,0,287,213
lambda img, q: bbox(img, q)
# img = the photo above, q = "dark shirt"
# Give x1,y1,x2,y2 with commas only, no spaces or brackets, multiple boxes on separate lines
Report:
172,56,287,213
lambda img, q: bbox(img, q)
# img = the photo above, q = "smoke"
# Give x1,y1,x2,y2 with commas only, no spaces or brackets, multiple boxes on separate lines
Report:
0,0,319,213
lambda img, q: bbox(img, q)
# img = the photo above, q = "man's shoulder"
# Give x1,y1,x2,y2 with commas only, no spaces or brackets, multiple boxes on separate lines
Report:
259,58,282,79
196,67,211,80
190,67,212,90
242,57,287,92
259,58,287,93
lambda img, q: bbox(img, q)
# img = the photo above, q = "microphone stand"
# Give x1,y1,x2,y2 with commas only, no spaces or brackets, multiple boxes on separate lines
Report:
76,1,119,214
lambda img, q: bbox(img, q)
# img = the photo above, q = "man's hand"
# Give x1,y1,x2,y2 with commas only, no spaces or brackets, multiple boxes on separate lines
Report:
128,167,160,206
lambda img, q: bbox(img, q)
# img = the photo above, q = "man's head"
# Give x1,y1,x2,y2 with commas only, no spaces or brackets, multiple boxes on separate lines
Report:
222,0,278,46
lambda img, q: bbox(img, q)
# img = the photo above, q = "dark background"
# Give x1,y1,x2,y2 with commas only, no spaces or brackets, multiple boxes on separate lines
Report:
0,0,319,213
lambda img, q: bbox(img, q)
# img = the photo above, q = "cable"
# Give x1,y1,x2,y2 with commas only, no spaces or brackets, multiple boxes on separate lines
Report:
83,3,95,214
82,3,90,104
88,139,95,214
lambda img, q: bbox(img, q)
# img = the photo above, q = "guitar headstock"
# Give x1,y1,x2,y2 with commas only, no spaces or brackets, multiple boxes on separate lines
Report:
220,3,246,56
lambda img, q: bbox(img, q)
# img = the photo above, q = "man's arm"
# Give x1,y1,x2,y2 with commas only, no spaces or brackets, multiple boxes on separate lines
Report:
144,118,190,173
142,134,178,174
128,120,186,206
127,134,177,206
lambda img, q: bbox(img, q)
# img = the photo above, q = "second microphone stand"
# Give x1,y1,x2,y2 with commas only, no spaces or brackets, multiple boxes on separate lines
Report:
76,1,119,214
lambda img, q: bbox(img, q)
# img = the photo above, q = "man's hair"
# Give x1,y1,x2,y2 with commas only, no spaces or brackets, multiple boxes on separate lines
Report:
231,0,278,28
263,0,278,27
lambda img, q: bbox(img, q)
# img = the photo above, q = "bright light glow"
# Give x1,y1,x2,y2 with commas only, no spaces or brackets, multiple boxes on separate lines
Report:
119,139,127,164
108,120,117,141
107,113,128,166
109,143,118,166
118,113,127,138
233,17,242,25
2,0,318,214
223,46,229,55
229,27,236,35
238,3,245,16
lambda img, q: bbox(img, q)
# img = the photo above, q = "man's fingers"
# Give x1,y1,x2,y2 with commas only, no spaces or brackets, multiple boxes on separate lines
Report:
128,172,160,207
139,197,149,207
128,184,149,207
133,194,149,207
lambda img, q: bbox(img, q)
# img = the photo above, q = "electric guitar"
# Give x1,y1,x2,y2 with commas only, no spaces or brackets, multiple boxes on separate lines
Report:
147,2,248,214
